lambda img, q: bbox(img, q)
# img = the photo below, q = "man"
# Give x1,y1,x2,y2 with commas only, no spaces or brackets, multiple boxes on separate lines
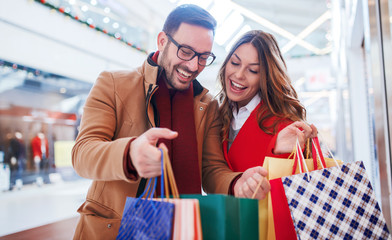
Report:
72,4,270,239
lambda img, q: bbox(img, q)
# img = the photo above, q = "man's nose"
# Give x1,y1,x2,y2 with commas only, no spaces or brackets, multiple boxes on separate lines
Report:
185,56,199,72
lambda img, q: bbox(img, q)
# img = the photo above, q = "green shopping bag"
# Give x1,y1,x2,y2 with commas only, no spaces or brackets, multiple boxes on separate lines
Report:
182,194,258,240
238,197,259,239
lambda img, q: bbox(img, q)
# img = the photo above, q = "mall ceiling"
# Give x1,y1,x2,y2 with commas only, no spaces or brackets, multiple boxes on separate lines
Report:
58,0,331,61
111,0,332,59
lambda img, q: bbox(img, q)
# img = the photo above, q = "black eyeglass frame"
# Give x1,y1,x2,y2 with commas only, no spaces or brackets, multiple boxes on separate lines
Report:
165,33,216,66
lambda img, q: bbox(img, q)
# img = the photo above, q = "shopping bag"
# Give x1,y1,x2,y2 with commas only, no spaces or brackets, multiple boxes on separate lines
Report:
238,197,259,240
182,194,259,240
265,137,342,179
168,198,202,240
273,161,392,240
116,177,175,240
259,137,342,240
270,141,392,239
117,149,178,240
161,149,203,240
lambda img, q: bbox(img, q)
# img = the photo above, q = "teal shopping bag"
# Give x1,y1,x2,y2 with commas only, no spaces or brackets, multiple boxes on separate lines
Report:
182,194,258,240
238,197,259,239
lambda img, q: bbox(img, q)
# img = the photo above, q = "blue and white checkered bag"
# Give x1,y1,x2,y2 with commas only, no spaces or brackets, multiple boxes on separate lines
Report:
281,161,391,240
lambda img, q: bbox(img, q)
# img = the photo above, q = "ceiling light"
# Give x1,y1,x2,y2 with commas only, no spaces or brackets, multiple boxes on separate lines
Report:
282,11,331,54
230,1,321,55
113,22,119,29
60,88,67,94
81,5,89,12
103,17,110,23
90,0,97,6
104,7,111,13
69,0,75,5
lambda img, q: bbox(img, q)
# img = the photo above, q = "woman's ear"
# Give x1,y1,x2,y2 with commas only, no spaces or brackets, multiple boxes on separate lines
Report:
157,32,167,51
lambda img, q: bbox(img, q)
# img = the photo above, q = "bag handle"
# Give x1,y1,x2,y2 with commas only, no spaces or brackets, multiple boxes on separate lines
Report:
303,136,326,170
316,133,340,168
288,138,317,174
138,176,157,200
159,148,179,199
317,133,337,162
136,149,179,202
252,138,310,198
296,138,310,174
252,135,342,198
293,135,340,174
293,139,311,181
294,135,339,173
291,138,309,175
311,137,326,169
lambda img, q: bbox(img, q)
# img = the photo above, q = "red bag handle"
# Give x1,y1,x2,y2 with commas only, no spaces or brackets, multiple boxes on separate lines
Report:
291,139,307,175
292,137,327,174
291,148,299,175
311,137,326,169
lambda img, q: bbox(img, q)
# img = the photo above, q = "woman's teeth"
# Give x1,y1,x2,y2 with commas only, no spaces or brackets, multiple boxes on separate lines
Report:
231,80,246,89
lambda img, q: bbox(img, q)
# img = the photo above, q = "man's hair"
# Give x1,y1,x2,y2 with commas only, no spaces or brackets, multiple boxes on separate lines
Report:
163,4,217,36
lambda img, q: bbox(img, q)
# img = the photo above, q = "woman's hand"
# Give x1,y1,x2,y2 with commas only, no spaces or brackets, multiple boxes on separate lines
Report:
234,166,270,200
273,121,318,155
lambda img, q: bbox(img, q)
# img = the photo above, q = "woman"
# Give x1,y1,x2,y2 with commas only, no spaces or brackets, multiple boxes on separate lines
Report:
218,30,316,175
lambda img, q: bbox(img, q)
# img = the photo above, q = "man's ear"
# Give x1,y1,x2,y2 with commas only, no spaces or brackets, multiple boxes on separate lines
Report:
157,32,167,51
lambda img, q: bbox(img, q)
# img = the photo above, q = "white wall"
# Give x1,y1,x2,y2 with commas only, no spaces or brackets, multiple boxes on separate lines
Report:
0,0,146,83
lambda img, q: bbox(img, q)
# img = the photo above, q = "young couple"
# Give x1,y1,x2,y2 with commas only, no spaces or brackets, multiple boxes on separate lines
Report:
72,4,316,239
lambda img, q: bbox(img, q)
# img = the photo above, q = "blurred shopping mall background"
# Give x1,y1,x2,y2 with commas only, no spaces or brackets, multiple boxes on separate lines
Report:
0,0,392,237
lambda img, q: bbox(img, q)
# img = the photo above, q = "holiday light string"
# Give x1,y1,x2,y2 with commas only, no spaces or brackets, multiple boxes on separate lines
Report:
0,59,93,93
1,59,39,76
0,59,61,78
34,0,148,54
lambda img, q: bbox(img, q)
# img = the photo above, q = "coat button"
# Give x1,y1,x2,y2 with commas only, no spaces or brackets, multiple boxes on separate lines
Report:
199,107,204,111
107,223,112,229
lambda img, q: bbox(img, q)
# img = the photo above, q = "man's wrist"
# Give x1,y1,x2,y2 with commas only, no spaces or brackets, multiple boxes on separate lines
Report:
123,138,138,180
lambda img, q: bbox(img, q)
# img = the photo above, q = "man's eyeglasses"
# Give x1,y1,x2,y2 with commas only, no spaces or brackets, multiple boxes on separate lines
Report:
166,33,216,66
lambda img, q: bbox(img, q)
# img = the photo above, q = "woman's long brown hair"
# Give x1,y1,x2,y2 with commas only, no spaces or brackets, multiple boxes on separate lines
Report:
218,30,306,142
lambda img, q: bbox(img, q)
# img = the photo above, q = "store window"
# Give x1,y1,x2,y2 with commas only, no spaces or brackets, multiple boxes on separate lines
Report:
0,60,92,191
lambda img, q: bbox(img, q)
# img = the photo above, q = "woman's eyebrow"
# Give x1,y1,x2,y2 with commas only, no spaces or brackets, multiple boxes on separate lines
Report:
234,53,259,65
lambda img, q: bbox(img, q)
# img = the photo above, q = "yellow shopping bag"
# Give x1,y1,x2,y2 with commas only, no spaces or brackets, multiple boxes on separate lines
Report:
258,137,342,240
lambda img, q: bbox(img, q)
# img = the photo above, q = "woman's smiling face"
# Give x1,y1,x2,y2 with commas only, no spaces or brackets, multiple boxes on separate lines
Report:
225,43,261,108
